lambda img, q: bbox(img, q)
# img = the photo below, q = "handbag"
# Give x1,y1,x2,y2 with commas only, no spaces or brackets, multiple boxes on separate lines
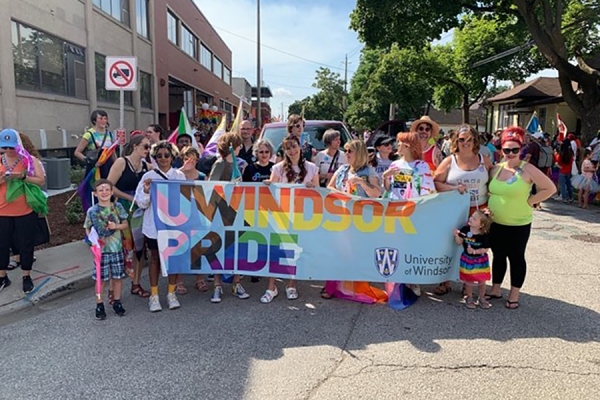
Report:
84,130,112,163
33,214,51,247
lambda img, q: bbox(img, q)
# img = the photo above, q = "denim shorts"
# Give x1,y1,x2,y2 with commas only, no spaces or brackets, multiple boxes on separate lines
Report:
92,251,125,281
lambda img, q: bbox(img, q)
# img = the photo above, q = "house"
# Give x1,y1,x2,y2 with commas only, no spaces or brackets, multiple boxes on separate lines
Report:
424,104,488,133
485,77,578,135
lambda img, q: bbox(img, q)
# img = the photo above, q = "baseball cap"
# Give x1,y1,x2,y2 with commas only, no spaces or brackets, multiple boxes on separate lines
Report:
0,129,19,148
373,135,394,147
531,132,544,139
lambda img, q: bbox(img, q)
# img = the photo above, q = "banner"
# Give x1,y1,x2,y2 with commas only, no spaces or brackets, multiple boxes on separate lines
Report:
152,182,469,284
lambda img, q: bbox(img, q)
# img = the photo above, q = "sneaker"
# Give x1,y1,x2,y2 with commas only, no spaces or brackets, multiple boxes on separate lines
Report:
206,275,215,282
112,301,126,316
0,276,11,292
210,286,223,303
260,288,278,303
167,292,181,310
250,276,261,283
148,294,162,312
22,276,34,294
95,303,107,320
408,284,421,297
232,283,250,299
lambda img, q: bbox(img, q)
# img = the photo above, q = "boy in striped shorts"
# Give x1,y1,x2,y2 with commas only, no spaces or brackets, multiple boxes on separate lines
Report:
84,179,129,320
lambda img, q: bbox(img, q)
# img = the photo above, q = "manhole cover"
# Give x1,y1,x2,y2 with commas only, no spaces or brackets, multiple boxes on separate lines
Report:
571,234,600,243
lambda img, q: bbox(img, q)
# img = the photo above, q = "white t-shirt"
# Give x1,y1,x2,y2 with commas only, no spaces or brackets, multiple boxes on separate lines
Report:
313,150,348,176
386,159,435,200
271,160,319,184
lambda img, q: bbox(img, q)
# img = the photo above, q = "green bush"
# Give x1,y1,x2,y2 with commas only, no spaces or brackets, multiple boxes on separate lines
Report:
65,196,84,225
70,166,85,185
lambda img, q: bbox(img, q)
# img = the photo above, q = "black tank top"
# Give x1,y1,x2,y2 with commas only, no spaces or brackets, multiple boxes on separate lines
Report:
115,157,148,193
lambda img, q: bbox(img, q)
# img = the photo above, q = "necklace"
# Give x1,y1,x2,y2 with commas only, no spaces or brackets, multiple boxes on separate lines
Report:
1,154,23,173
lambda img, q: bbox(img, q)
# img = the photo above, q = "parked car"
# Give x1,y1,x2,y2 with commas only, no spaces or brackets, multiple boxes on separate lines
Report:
259,120,353,152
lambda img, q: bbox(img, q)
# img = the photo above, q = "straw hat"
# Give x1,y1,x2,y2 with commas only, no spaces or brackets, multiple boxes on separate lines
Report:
410,116,440,138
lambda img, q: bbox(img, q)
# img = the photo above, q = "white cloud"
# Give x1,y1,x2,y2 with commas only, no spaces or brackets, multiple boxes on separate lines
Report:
193,0,360,118
272,87,293,97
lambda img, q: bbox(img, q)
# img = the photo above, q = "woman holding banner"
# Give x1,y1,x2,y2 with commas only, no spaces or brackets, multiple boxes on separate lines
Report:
107,134,152,302
322,139,388,304
433,124,493,296
135,141,186,312
261,134,320,303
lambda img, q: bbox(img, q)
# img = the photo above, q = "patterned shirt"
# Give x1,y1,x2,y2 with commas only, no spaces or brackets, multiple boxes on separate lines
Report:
84,202,128,253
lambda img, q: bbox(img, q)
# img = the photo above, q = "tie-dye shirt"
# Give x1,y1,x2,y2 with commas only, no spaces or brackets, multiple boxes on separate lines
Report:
386,159,435,200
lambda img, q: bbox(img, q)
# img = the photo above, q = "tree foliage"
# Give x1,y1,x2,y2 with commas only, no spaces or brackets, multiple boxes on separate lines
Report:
350,0,600,141
288,68,346,121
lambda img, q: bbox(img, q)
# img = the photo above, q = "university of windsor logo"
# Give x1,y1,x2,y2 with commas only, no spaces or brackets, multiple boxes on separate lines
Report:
375,248,400,277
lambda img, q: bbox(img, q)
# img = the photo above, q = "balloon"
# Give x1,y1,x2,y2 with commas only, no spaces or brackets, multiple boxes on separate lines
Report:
201,103,209,110
210,105,218,112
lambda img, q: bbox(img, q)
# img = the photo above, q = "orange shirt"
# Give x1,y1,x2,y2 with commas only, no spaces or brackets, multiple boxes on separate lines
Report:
0,158,32,216
423,146,437,172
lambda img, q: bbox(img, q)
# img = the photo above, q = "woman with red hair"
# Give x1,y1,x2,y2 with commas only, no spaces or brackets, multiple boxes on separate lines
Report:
486,126,555,309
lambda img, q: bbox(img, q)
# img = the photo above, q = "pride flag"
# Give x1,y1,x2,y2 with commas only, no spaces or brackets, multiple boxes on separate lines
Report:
167,107,202,151
87,227,102,300
77,141,119,212
526,112,543,134
203,114,227,156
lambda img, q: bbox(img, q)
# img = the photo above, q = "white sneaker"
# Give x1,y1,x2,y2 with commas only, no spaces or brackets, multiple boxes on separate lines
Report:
149,295,162,312
167,292,180,310
232,283,250,299
211,286,223,303
408,284,422,297
260,288,278,303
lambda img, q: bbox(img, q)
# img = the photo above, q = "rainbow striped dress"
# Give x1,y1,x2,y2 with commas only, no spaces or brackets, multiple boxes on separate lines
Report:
458,226,491,283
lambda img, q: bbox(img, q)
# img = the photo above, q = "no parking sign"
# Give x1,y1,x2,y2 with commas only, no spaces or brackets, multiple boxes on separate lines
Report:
105,56,137,91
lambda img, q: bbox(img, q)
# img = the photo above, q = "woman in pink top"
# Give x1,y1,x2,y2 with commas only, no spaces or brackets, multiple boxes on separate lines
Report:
261,135,319,303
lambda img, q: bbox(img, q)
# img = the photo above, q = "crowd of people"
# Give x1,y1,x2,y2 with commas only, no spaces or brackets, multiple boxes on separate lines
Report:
2,109,599,320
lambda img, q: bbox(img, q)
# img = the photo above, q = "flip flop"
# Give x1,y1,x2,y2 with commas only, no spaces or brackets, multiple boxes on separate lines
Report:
505,300,520,310
485,293,503,300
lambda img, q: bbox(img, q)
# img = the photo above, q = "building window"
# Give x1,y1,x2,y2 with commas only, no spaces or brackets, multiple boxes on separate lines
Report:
200,44,212,70
223,67,231,85
93,0,130,27
95,53,132,105
167,11,178,44
136,0,149,39
213,57,222,79
181,25,197,59
139,71,152,109
12,20,87,99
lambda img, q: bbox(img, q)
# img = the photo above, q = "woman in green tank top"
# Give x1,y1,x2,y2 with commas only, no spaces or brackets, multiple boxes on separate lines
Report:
486,127,555,310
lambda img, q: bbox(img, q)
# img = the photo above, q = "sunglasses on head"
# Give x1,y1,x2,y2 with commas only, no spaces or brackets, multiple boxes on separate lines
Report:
458,137,474,144
502,147,521,155
155,153,172,159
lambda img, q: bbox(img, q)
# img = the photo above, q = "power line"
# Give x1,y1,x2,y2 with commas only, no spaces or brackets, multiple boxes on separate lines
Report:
214,25,356,74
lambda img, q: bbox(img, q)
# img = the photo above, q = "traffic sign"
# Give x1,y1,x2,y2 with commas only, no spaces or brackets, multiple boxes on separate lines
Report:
105,56,137,91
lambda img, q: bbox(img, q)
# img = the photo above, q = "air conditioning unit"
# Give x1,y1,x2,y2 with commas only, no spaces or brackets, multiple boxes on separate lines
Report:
42,158,71,189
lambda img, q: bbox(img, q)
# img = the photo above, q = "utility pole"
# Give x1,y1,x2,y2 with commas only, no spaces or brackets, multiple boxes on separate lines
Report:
256,0,261,129
343,54,348,92
280,102,284,121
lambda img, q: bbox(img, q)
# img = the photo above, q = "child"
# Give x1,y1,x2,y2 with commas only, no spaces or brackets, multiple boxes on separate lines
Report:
84,179,129,320
453,209,492,309
572,148,599,209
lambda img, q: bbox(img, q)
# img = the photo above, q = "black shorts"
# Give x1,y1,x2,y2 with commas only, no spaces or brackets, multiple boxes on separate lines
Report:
145,236,158,250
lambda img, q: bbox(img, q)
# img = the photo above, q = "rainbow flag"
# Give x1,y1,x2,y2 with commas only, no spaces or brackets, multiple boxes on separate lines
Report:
77,141,119,213
203,114,227,156
323,281,388,304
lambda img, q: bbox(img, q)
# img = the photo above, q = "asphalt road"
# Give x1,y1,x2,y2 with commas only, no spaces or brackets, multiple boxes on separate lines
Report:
1,201,599,400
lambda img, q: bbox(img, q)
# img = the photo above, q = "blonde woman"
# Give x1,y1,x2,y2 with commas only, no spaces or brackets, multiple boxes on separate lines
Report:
322,140,387,303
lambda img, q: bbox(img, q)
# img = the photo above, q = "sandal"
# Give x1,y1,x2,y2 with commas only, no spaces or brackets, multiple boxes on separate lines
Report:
465,297,477,309
478,298,492,309
260,289,278,304
194,279,209,292
7,260,19,271
434,283,451,296
485,293,503,300
108,290,114,306
320,287,333,299
505,300,520,310
131,283,151,298
286,286,298,300
176,282,188,295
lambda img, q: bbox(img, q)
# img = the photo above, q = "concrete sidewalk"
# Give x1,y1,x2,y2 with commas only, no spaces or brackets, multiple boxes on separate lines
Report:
0,241,93,316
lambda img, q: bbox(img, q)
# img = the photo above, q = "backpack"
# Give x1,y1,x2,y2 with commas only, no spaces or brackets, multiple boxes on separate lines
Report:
538,144,553,169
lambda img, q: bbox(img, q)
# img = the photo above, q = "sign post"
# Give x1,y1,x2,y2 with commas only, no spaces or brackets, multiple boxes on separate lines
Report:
105,56,138,154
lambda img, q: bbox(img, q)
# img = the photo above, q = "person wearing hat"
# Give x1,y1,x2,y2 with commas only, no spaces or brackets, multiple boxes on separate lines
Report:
0,129,46,294
372,134,398,183
410,116,442,172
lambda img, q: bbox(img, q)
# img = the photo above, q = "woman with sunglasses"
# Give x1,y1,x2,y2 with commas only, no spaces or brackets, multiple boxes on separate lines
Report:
176,146,207,295
410,116,443,172
135,141,186,312
261,134,319,303
0,129,46,294
371,135,398,184
486,127,555,310
107,135,153,302
242,139,275,183
321,140,388,303
433,124,493,296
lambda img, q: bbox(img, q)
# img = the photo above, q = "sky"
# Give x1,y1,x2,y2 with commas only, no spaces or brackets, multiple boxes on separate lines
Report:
193,0,362,120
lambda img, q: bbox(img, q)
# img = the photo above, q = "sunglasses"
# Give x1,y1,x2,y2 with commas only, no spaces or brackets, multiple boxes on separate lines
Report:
155,153,172,159
140,144,151,150
258,150,270,154
1,147,15,150
345,149,353,154
502,147,521,155
418,126,432,132
292,123,303,128
458,137,474,144
241,128,253,131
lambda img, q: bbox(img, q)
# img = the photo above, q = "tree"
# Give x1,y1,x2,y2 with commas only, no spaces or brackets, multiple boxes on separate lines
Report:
287,68,346,121
350,0,600,141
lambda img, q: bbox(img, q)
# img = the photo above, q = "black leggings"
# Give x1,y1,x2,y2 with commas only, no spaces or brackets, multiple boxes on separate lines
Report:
490,223,531,289
0,212,37,271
